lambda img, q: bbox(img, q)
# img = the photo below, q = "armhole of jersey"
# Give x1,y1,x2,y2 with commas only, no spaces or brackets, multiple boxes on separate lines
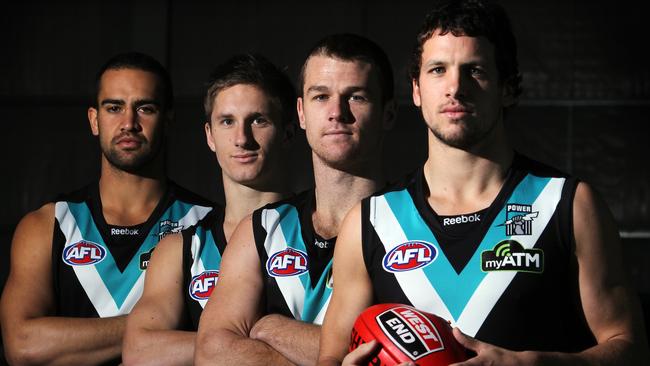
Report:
52,218,65,313
181,228,193,300
562,177,580,255
251,209,270,310
360,198,373,276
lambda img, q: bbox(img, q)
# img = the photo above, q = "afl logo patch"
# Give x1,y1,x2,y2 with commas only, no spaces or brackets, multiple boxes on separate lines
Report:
383,241,437,273
62,241,106,266
189,270,219,301
266,248,308,277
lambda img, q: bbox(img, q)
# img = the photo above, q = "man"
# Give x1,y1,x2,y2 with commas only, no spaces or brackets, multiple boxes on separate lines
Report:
122,54,296,365
318,1,650,365
195,33,396,365
0,52,212,365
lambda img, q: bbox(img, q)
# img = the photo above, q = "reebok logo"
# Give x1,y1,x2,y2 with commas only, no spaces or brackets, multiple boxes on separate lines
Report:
443,213,480,226
111,228,139,236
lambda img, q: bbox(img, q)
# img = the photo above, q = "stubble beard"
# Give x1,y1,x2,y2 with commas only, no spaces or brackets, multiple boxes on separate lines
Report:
103,139,161,173
431,117,497,151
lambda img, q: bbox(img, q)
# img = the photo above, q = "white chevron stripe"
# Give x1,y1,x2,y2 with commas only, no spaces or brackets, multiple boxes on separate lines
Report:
456,177,565,336
370,196,454,322
190,233,209,309
56,202,120,317
178,206,212,229
312,292,332,325
261,209,305,320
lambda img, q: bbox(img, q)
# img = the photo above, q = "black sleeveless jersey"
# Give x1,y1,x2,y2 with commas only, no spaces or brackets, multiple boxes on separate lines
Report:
361,154,596,352
181,207,227,330
252,190,335,325
52,181,212,319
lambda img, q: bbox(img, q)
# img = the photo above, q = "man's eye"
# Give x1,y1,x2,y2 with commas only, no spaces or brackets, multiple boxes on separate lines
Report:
470,67,486,77
137,106,157,114
220,119,234,126
313,94,328,101
106,105,121,113
252,117,269,126
428,66,445,74
349,95,367,102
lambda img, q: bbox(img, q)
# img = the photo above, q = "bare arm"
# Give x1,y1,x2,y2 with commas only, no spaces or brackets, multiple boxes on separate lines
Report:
250,313,320,365
0,204,125,366
567,182,649,364
451,182,650,366
318,204,374,366
194,215,294,366
122,233,194,366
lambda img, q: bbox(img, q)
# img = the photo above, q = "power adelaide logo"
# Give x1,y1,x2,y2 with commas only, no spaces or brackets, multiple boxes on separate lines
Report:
266,248,308,277
481,240,544,273
382,241,437,273
62,241,106,266
189,270,219,301
376,306,445,360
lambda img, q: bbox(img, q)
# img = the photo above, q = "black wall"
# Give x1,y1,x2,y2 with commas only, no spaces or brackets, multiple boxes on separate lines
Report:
1,0,649,360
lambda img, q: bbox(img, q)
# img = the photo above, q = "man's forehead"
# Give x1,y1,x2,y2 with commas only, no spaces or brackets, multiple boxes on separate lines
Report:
98,68,163,99
422,32,495,61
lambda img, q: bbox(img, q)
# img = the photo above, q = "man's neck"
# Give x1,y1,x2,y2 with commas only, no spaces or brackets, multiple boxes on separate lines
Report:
423,129,513,215
222,177,288,240
311,155,384,239
98,164,167,227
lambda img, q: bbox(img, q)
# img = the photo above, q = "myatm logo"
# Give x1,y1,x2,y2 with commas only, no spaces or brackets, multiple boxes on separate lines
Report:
481,240,544,273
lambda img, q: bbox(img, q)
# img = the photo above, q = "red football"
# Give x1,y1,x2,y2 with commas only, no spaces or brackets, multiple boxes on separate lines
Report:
350,303,467,365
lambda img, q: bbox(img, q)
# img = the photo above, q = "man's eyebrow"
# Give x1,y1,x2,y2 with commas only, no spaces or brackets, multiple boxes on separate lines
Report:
306,85,329,93
100,99,125,106
133,99,160,107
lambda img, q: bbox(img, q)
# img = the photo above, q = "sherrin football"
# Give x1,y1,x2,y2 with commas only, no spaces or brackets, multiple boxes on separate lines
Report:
349,303,467,365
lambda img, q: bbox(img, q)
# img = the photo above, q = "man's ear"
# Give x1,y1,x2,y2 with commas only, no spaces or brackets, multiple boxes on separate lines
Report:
382,99,397,131
412,78,422,107
282,122,296,146
501,78,518,108
297,97,306,131
204,122,216,153
88,107,99,136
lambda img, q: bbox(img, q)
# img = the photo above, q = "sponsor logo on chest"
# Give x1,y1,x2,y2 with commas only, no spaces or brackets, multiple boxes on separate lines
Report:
481,239,544,273
157,219,182,240
442,213,481,226
189,270,220,300
62,240,106,266
382,241,437,273
139,247,155,270
110,227,139,236
266,248,308,277
376,306,445,360
500,203,538,236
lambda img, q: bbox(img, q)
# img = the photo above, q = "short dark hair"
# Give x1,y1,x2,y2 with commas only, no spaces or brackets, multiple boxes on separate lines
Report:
204,54,297,128
299,33,394,104
410,0,522,100
94,52,173,110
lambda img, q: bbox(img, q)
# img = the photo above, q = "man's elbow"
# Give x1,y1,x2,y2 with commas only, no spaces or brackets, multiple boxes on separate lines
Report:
195,328,239,365
4,332,50,366
121,327,154,366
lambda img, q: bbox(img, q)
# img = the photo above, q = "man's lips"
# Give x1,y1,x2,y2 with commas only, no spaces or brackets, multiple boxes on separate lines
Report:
324,129,353,136
231,153,258,163
441,105,472,118
114,136,144,148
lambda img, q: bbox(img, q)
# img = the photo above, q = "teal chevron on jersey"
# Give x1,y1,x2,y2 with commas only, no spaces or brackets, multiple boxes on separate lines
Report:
273,204,333,323
196,226,221,270
382,174,554,320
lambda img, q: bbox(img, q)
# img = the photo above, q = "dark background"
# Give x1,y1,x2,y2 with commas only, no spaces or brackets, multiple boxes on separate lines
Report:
1,0,649,361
